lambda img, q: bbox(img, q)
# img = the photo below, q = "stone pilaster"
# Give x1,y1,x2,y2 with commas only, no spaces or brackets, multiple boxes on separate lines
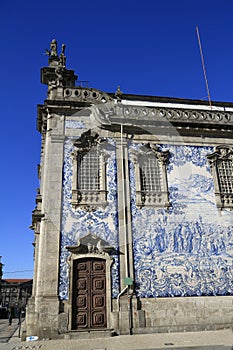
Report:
29,112,65,338
115,136,134,290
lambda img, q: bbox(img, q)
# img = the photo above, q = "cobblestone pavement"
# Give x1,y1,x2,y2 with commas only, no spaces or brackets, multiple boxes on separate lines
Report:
0,319,19,344
0,327,232,350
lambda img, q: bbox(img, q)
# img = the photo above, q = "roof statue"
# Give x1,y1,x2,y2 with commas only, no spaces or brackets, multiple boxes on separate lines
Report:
45,39,66,69
50,39,58,56
59,44,66,68
115,85,123,101
45,39,58,57
42,40,77,96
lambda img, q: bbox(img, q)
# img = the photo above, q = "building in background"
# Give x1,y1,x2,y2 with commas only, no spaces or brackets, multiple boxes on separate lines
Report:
0,257,4,318
25,40,233,339
0,257,3,281
0,279,32,317
0,255,4,283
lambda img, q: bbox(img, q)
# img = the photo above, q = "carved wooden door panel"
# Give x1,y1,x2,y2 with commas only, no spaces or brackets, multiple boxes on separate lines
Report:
72,258,107,330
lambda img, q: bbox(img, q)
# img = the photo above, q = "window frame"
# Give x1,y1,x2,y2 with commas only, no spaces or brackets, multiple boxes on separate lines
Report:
132,143,170,208
207,145,233,209
71,131,109,211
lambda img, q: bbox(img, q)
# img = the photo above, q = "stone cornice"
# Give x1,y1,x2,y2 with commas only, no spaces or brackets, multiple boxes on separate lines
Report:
88,103,233,139
37,95,233,137
108,92,233,109
110,104,233,126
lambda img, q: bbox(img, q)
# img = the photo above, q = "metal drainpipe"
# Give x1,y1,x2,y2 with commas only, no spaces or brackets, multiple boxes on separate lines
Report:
121,124,129,278
120,124,133,335
116,286,128,335
128,291,133,335
117,286,128,312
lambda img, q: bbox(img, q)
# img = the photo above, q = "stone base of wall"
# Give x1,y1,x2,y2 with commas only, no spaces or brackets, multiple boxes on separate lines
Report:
25,295,233,339
24,296,61,340
130,295,233,334
23,297,38,340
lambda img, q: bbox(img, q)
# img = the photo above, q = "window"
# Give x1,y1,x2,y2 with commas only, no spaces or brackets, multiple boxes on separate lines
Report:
207,145,233,209
140,157,162,192
71,130,109,210
78,149,100,191
132,143,170,208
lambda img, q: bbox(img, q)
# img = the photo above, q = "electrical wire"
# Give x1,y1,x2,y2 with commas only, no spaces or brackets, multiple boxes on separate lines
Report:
196,26,212,109
3,270,33,274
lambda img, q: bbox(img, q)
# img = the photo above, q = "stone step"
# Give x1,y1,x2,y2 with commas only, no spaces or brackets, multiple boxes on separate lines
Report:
63,329,114,339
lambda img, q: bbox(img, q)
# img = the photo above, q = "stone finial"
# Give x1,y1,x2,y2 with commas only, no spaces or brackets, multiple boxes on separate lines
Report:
61,43,66,55
59,44,66,68
115,85,123,102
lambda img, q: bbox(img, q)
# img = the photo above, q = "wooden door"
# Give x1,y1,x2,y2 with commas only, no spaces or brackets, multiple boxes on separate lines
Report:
72,258,107,330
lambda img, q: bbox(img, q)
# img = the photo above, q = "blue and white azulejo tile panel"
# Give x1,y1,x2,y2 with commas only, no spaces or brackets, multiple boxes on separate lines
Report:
59,137,119,300
65,120,85,129
59,137,233,300
130,144,233,297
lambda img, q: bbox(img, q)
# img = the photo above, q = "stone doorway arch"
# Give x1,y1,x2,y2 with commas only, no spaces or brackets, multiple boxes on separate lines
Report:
66,233,114,332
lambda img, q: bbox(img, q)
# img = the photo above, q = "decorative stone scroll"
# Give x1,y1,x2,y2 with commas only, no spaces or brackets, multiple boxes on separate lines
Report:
66,232,114,256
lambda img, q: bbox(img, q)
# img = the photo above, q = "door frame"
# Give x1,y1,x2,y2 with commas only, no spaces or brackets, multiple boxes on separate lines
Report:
67,252,113,331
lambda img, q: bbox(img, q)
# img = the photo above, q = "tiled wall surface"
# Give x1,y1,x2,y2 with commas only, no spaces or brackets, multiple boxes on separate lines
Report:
59,131,233,300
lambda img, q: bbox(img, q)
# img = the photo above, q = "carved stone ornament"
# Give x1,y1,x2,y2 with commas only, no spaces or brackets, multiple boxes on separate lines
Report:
73,129,100,154
66,232,114,255
141,143,169,163
207,145,233,167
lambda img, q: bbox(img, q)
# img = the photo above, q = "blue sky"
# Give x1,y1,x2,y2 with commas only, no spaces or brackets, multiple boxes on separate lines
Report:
1,0,233,279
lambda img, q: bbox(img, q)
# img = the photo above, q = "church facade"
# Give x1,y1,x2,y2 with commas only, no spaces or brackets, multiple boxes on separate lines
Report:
25,40,233,339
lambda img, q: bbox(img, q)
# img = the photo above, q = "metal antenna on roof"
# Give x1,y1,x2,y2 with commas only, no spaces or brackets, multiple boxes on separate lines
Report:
196,26,212,109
